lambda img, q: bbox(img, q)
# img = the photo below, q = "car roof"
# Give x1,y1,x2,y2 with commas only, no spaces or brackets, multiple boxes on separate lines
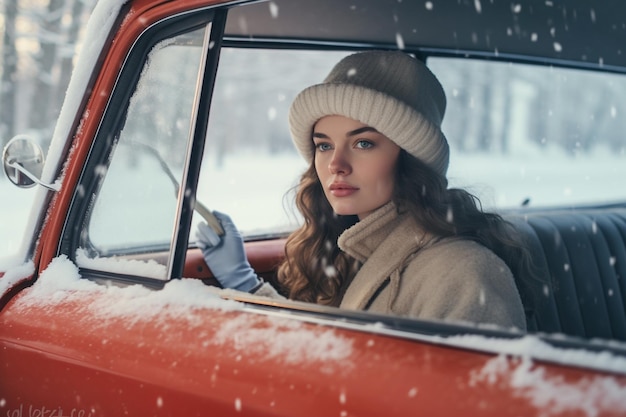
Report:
224,0,626,71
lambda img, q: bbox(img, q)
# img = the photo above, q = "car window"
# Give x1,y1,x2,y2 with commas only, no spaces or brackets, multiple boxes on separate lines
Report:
430,58,626,210
194,48,350,238
75,24,211,280
195,49,626,241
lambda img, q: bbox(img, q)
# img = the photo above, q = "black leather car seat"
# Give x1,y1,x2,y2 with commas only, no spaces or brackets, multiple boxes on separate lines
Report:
507,209,626,341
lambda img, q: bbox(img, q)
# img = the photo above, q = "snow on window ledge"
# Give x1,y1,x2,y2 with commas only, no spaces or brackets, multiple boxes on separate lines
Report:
75,248,168,279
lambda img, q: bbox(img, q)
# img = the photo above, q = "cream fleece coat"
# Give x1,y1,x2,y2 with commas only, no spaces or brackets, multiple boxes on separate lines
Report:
337,202,526,330
255,202,526,331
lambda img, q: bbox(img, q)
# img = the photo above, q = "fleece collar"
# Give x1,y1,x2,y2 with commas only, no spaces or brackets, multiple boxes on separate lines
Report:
338,202,428,263
338,202,432,310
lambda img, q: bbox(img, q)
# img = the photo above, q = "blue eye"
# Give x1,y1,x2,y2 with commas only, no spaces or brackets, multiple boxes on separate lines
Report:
356,140,374,149
315,142,332,152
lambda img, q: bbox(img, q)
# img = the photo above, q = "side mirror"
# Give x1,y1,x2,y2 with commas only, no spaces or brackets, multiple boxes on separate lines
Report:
2,135,58,191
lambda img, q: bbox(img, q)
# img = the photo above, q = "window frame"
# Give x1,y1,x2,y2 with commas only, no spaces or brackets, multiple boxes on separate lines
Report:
59,7,226,286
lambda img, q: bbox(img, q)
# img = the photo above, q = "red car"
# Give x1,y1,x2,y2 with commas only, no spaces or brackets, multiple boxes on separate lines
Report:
2,0,626,415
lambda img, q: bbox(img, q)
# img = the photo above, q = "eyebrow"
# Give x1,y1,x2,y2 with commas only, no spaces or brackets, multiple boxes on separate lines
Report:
313,126,379,139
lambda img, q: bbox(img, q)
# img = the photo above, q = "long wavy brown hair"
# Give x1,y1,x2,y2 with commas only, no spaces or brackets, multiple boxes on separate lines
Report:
277,150,537,310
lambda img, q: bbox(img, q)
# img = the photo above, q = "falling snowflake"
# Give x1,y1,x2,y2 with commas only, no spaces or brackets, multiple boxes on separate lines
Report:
268,106,277,121
269,2,279,18
474,0,482,13
339,391,347,404
396,32,405,49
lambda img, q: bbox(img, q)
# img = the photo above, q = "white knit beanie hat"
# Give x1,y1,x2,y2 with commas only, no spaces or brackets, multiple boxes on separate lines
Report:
289,50,449,176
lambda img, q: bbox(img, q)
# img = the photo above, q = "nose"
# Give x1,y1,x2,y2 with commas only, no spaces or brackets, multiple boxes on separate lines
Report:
328,148,351,175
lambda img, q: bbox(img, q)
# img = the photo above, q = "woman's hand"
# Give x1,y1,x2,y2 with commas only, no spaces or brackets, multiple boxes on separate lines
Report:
196,211,261,292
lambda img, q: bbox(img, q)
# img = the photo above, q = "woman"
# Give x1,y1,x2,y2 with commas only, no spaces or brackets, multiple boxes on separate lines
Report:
197,50,529,330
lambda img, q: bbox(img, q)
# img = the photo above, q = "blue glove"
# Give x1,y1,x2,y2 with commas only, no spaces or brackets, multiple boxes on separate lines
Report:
196,211,261,292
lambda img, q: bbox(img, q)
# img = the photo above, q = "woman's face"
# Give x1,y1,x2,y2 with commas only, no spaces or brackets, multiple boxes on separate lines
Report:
313,115,401,220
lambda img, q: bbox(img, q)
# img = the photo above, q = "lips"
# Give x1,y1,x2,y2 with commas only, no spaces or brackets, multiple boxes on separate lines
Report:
329,182,359,197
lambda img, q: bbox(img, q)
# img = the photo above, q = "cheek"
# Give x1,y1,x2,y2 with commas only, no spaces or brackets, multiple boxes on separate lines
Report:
369,161,397,195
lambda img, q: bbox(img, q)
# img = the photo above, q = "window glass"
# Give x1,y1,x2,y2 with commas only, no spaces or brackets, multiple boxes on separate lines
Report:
430,58,626,210
196,50,626,242
195,48,350,238
77,25,210,280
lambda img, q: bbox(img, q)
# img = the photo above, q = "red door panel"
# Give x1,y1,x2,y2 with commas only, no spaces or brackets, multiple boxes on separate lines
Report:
2,267,626,416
